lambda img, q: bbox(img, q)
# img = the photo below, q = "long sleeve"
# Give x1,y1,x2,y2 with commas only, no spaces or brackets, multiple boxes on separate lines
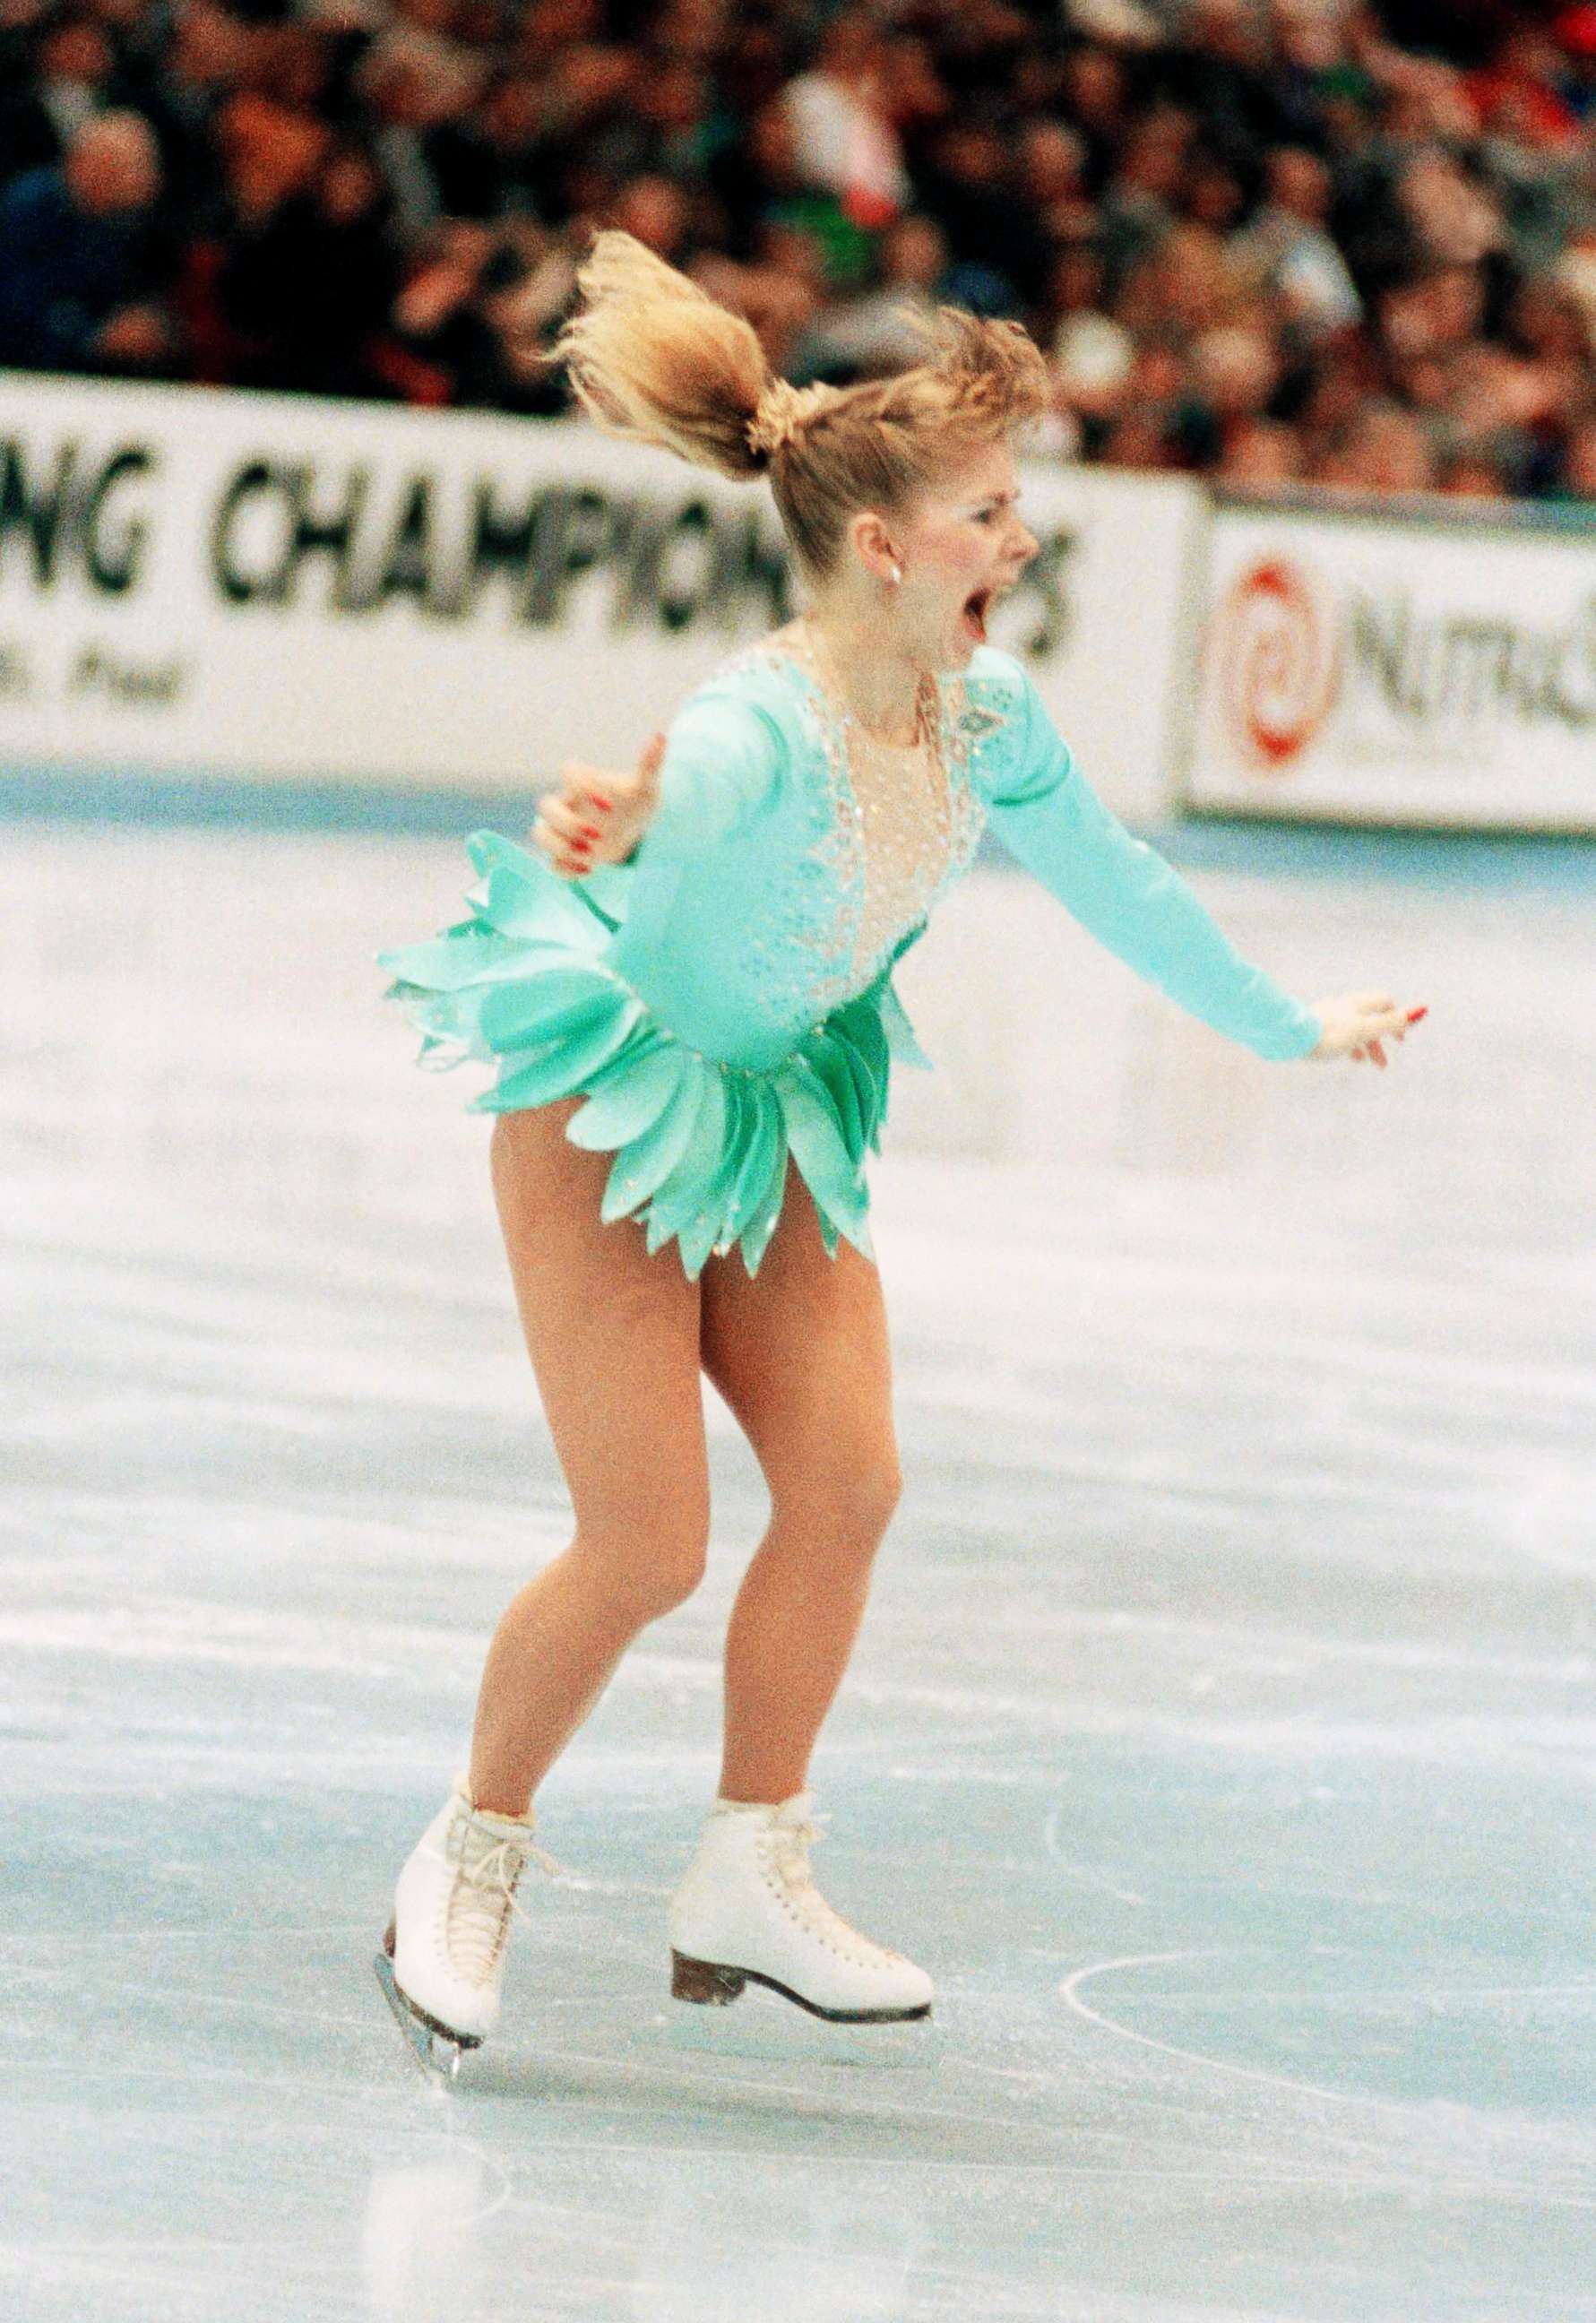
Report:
979,659,1321,1062
633,688,786,867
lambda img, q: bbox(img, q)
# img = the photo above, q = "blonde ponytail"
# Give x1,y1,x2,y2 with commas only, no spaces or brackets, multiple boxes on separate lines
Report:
557,231,1049,577
556,231,772,480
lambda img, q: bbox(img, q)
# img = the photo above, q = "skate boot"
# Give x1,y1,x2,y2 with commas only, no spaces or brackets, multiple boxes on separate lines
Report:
374,1775,556,2077
667,1792,933,2024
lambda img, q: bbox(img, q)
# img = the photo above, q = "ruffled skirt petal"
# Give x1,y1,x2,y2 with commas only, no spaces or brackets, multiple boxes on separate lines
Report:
378,834,930,1280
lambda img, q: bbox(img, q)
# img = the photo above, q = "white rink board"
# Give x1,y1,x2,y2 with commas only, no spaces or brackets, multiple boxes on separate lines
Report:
0,375,1198,817
1189,497,1596,832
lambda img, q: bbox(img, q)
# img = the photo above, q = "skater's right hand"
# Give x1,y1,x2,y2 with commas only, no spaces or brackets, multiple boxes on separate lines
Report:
1307,992,1427,1070
532,731,666,879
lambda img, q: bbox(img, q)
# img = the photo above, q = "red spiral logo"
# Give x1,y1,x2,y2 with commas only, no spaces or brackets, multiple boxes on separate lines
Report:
1217,557,1339,771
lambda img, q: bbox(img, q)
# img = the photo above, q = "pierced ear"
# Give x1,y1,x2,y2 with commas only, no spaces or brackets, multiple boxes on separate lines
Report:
850,511,901,583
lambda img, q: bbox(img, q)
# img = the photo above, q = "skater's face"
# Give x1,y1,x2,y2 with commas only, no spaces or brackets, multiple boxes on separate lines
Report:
851,436,1040,672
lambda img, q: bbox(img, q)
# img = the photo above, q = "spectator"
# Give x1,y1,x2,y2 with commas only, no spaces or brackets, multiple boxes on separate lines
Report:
358,32,486,244
1437,445,1512,497
130,0,252,238
1057,39,1134,194
1219,417,1307,485
1558,6,1596,120
1555,410,1596,493
1316,402,1437,492
1176,322,1284,466
1554,225,1596,345
387,220,571,410
518,40,643,224
1015,118,1094,248
711,95,875,289
1096,103,1196,296
782,11,909,230
912,118,1053,310
1054,310,1138,453
0,109,170,373
1117,222,1242,341
634,56,724,186
0,9,118,182
208,135,401,397
1229,145,1363,339
791,212,952,382
1046,230,1109,340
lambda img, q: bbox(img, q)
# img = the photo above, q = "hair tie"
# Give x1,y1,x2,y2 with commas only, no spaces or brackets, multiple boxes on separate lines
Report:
746,378,831,462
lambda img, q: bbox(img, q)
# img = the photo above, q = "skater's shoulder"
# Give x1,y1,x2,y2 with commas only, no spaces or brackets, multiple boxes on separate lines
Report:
694,625,813,705
669,628,817,757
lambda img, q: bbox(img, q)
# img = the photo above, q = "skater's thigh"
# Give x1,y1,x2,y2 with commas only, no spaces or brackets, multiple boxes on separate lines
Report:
491,1101,707,1536
699,1170,898,1512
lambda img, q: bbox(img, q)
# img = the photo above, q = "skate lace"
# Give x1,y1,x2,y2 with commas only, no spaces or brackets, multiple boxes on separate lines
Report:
764,1816,899,1967
440,1827,563,1986
767,1817,823,1896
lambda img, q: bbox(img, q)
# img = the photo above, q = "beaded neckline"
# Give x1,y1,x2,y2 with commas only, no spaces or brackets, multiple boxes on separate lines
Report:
756,620,935,749
745,621,986,998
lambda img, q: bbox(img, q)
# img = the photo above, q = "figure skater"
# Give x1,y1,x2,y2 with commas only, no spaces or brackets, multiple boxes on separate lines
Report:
374,231,1425,2074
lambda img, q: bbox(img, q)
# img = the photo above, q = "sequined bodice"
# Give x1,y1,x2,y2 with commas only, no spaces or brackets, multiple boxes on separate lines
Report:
751,624,988,1015
602,630,997,1071
767,624,957,983
850,723,948,974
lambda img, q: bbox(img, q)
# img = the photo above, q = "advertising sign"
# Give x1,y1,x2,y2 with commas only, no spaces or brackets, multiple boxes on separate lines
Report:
1190,496,1596,832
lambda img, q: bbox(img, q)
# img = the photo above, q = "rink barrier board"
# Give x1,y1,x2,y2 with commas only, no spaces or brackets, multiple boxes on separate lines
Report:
0,372,1195,823
1209,479,1596,536
4,758,1592,894
4,370,1596,833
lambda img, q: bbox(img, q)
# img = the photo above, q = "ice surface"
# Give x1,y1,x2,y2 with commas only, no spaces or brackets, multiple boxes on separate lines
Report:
2,824,1594,2322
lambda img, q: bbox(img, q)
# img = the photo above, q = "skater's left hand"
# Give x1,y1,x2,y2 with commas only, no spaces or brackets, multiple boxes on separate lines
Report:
532,732,666,878
1307,993,1428,1070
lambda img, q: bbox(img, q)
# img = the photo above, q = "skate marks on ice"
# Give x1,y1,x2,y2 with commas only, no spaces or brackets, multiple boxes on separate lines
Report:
375,1879,1596,2189
15,1877,1592,2201
1061,1947,1596,2209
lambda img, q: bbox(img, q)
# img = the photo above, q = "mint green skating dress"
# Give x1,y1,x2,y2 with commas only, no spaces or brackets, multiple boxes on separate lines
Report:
380,635,1320,1279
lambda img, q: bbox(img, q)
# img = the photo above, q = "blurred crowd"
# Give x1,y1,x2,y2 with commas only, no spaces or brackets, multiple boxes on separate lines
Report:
4,0,1596,502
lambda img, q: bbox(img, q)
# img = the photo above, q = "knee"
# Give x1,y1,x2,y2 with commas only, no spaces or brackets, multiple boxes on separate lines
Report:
780,1449,902,1552
853,1453,904,1547
644,1537,709,1619
574,1502,710,1624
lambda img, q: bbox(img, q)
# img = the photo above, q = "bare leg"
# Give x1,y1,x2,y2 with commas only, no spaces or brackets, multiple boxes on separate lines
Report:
700,1175,901,1805
469,1101,710,1817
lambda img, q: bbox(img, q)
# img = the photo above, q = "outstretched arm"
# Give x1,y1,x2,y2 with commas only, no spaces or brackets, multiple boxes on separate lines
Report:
983,669,1422,1065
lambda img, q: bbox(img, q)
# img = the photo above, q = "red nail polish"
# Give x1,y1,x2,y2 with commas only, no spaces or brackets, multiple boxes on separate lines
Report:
591,794,613,811
581,825,601,840
1406,1006,1428,1023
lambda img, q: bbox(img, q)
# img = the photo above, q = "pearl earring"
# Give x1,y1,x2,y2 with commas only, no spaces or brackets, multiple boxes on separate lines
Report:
889,565,902,587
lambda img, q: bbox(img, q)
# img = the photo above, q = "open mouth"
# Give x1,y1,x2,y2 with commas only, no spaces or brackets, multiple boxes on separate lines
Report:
962,587,994,644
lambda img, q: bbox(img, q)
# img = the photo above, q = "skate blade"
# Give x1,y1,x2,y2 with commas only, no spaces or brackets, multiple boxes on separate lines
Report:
649,1989,944,2071
373,1952,469,2085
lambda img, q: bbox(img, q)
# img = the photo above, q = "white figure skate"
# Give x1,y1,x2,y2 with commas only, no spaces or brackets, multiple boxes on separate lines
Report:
375,1775,556,2079
667,1792,934,2024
